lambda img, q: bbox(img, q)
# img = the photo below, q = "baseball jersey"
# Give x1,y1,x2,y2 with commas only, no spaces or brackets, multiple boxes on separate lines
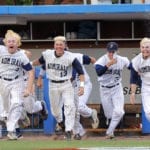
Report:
132,53,150,85
95,54,130,86
72,53,90,82
39,50,84,81
0,45,32,80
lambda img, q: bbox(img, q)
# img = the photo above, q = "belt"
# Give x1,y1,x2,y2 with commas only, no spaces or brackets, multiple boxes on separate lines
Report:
101,83,119,88
0,75,19,81
51,80,68,83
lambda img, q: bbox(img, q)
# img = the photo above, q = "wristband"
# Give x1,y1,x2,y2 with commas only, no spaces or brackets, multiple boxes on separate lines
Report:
80,81,84,87
30,61,33,65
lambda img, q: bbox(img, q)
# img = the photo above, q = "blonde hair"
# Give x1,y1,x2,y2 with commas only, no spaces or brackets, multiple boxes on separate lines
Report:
140,37,150,46
3,30,22,47
54,36,66,42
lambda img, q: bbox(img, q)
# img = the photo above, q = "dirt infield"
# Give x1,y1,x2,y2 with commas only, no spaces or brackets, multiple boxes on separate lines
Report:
3,129,150,141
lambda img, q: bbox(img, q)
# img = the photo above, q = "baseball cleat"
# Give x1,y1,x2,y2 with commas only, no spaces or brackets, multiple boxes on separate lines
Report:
7,132,18,140
16,132,23,139
64,131,72,141
21,113,30,128
105,133,115,139
0,117,7,125
79,128,86,137
55,124,63,135
55,122,65,135
16,128,23,139
91,109,99,129
40,100,48,120
74,134,81,140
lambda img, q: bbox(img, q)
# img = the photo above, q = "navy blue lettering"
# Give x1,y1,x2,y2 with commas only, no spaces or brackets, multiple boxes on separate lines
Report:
1,57,22,66
47,63,68,72
139,66,150,73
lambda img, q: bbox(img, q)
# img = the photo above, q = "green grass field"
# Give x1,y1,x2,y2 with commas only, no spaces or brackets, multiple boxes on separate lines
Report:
1,138,150,150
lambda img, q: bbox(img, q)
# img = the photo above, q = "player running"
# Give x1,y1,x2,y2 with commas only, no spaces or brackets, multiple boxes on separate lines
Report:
0,30,34,140
32,36,85,140
94,42,130,139
130,37,150,123
72,53,99,140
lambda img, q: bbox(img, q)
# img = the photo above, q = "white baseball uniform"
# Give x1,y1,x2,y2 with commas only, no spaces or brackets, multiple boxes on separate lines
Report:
22,69,43,114
131,53,150,121
38,50,84,132
72,53,93,136
0,45,32,133
95,53,130,136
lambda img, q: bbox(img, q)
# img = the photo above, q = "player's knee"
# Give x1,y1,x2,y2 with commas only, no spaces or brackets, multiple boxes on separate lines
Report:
64,104,76,115
114,109,124,118
78,104,85,113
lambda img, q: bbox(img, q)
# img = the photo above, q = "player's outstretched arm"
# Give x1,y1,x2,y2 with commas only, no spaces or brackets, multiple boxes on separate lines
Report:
83,55,96,65
90,56,96,64
32,59,41,66
32,55,45,66
24,50,32,58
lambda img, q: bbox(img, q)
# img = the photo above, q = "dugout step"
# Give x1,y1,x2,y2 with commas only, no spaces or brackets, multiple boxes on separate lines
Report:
82,104,142,129
86,128,141,132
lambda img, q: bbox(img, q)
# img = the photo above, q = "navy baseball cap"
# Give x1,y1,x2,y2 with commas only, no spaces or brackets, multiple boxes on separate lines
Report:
107,42,118,51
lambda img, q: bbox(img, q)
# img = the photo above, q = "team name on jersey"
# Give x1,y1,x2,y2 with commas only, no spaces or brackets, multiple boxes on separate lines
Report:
1,57,22,66
47,63,68,72
139,66,150,73
105,69,121,76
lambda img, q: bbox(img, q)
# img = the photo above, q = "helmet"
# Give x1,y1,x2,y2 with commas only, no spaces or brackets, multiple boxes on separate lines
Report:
106,42,118,51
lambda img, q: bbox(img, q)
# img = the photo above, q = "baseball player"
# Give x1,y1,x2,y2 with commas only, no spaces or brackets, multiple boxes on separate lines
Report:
0,30,34,140
0,38,31,139
72,53,99,140
0,38,30,139
130,37,150,123
21,50,48,119
36,52,99,139
94,42,130,139
32,36,84,140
